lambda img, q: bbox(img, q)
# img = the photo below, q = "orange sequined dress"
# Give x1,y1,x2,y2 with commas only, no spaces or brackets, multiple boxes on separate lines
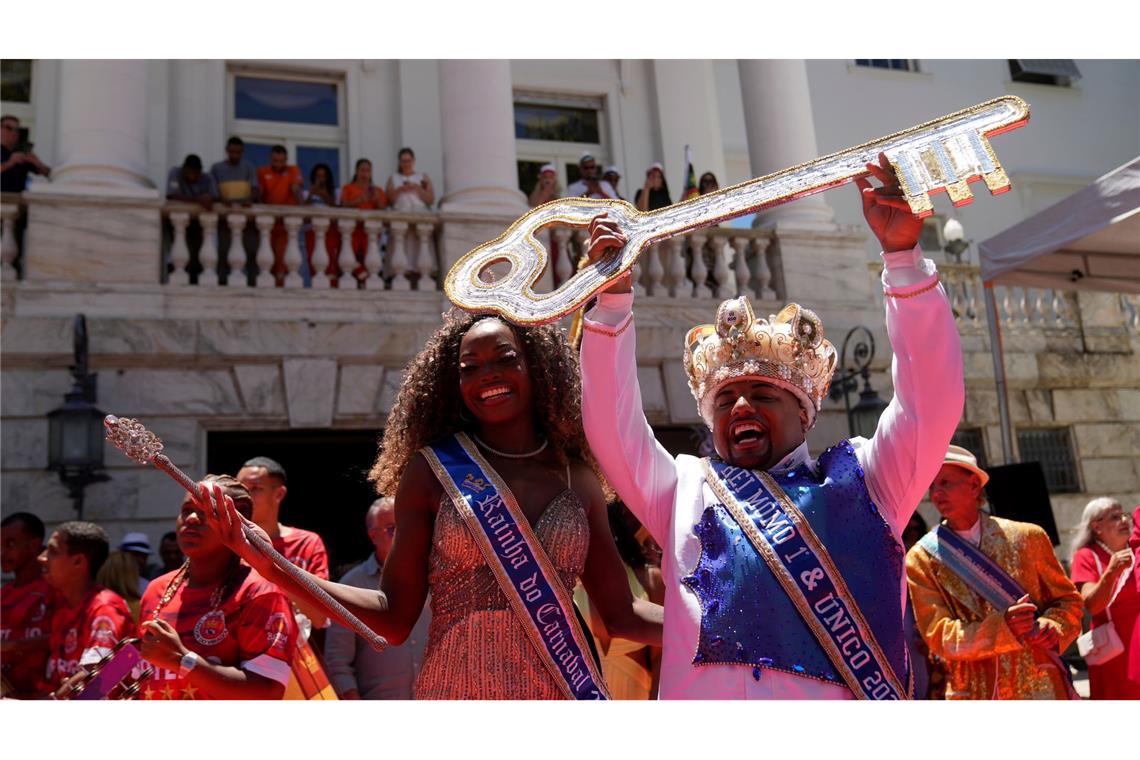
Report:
414,489,590,699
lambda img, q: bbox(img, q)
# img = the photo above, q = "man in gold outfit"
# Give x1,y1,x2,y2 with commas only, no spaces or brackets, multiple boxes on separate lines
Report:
906,445,1083,699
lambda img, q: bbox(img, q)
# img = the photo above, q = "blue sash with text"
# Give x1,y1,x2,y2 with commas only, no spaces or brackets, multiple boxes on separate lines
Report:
423,434,609,700
705,459,908,700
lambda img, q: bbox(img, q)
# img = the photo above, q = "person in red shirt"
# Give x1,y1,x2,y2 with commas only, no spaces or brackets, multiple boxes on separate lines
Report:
256,145,304,285
136,474,297,700
39,521,131,696
237,457,329,626
1,512,53,698
1069,497,1140,700
236,456,335,697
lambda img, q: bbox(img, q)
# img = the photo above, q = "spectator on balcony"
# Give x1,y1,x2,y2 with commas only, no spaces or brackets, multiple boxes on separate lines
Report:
564,153,617,200
304,163,337,208
1,115,51,193
258,146,304,285
165,154,218,209
340,159,386,211
698,172,719,195
337,158,388,284
210,136,259,206
300,162,339,285
385,148,434,212
528,163,560,208
603,165,625,201
258,146,304,207
634,162,672,212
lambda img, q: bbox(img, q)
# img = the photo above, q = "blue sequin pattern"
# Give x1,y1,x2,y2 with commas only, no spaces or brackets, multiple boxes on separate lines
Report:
683,441,908,687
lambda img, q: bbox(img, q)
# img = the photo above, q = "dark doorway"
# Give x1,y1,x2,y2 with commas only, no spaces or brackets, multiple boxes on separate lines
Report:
207,429,382,580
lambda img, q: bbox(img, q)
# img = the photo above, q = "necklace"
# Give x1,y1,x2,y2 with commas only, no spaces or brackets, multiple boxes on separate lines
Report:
472,433,548,459
152,560,190,621
153,560,237,616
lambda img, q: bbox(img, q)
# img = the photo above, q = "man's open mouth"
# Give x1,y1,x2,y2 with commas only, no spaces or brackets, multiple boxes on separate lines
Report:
730,419,767,447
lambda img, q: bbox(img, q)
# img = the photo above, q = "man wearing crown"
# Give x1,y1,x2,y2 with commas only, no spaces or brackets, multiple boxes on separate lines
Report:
579,155,964,699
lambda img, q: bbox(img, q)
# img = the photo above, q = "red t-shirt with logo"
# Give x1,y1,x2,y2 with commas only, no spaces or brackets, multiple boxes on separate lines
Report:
136,566,297,700
1,577,54,695
273,526,329,580
45,586,131,688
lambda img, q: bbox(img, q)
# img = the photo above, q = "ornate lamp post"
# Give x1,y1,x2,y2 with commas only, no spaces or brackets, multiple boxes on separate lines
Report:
942,217,971,263
828,326,889,439
46,314,109,518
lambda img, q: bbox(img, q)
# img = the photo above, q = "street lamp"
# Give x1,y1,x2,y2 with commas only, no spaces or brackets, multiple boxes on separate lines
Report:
942,217,971,263
46,314,109,519
828,325,890,439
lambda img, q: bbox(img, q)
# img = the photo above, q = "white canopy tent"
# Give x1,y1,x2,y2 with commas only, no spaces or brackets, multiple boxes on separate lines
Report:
980,156,1140,293
976,155,1140,463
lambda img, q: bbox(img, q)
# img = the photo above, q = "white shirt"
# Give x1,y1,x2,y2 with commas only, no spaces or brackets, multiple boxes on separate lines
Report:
564,178,618,200
580,245,964,699
952,517,984,546
388,172,430,211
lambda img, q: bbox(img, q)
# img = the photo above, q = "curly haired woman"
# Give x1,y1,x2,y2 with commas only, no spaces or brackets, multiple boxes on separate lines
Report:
198,311,662,699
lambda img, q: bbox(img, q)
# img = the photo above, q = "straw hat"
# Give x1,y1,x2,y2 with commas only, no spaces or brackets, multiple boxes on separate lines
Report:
942,445,989,486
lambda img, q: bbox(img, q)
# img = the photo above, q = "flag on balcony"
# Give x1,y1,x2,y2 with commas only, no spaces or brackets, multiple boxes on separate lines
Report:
682,145,699,200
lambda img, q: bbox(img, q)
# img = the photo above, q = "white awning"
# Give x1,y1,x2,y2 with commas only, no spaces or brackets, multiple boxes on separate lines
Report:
978,156,1140,294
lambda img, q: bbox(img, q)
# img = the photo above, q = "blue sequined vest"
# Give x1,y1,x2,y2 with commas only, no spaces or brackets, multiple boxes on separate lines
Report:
681,441,909,689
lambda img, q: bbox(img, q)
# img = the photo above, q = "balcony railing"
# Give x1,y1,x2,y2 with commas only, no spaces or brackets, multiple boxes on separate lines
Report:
161,203,442,291
866,260,1118,336
550,226,782,303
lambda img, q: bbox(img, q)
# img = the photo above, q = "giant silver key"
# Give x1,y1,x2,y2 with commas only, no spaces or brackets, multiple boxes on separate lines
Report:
445,95,1029,325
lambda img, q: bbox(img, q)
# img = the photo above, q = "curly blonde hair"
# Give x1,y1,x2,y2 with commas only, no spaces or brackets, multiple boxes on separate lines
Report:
368,311,604,498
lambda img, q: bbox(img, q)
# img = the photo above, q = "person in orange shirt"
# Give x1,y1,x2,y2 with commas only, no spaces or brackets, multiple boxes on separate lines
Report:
256,145,304,285
336,158,387,285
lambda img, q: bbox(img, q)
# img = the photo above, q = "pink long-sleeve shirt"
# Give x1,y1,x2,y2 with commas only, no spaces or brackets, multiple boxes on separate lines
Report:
580,245,964,699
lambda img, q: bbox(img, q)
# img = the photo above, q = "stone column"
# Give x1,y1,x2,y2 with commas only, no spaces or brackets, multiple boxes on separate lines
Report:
23,61,160,283
737,59,834,229
40,60,156,195
651,61,727,198
437,60,528,277
438,60,527,216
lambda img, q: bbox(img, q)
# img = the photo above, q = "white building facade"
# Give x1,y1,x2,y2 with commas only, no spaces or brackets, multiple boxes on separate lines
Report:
2,59,1137,563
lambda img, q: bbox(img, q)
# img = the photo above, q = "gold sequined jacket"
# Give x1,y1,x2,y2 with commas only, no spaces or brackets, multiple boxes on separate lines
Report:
905,514,1083,700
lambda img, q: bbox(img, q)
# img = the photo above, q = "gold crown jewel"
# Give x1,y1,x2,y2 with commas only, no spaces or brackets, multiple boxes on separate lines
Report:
683,297,838,428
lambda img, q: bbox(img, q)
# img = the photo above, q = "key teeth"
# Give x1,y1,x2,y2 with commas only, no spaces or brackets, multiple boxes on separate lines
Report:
983,166,1013,195
946,181,975,206
905,193,935,219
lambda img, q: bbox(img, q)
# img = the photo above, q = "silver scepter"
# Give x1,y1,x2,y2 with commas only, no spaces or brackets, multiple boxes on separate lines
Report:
104,414,388,652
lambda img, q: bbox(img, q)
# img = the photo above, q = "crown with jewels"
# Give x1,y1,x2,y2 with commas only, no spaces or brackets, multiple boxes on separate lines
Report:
683,297,838,428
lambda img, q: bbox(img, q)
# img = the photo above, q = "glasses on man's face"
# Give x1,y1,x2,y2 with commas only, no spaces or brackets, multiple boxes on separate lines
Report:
1,124,17,132
383,525,397,537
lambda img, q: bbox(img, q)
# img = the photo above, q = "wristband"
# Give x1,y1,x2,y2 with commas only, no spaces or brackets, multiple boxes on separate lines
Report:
178,651,200,678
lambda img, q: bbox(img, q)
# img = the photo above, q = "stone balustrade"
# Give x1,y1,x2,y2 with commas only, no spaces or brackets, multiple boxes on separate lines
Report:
868,260,1096,335
549,225,781,303
1,193,24,282
161,203,441,291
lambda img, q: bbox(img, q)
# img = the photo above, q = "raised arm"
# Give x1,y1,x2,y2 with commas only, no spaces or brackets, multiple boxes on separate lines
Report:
579,215,679,544
855,154,964,532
